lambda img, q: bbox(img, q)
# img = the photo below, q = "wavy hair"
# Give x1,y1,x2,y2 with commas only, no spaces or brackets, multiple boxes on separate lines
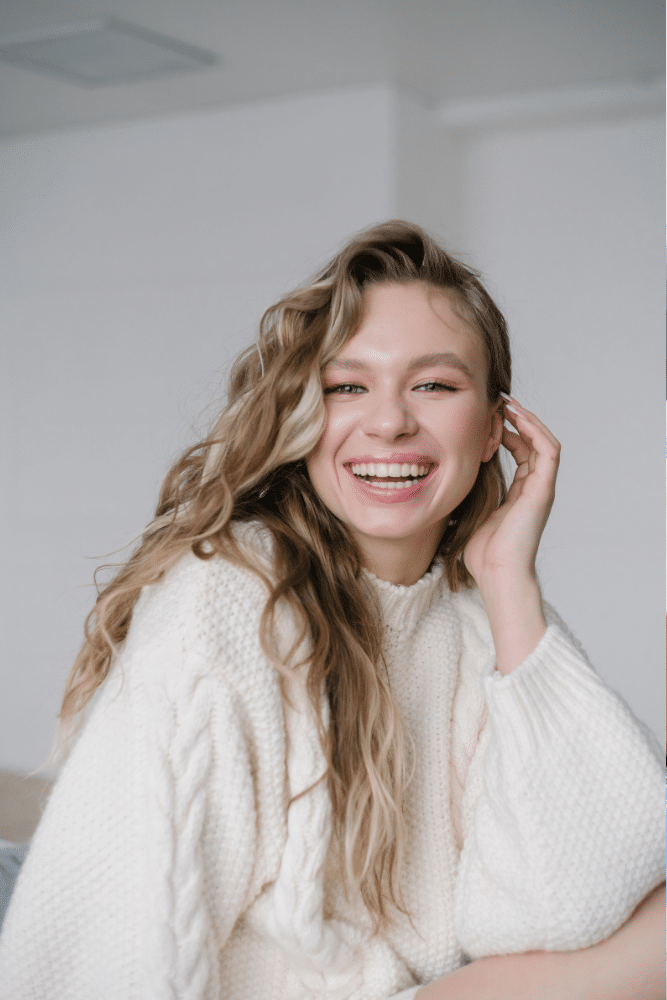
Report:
56,220,511,931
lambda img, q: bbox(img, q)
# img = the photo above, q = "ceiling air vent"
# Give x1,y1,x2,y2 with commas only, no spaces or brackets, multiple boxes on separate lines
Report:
0,16,219,87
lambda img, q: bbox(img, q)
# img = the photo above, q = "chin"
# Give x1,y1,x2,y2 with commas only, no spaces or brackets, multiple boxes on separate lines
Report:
345,509,444,545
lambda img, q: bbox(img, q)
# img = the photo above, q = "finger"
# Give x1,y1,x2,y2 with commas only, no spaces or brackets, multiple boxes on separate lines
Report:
501,425,531,468
502,401,560,464
501,394,560,452
501,400,560,483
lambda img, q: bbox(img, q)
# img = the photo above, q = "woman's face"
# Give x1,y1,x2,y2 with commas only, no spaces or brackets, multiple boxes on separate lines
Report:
306,281,502,577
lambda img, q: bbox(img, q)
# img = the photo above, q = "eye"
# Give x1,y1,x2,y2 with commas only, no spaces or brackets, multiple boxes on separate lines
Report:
323,383,367,395
414,381,459,393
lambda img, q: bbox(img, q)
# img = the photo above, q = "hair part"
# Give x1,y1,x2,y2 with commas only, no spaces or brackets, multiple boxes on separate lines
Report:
56,220,511,932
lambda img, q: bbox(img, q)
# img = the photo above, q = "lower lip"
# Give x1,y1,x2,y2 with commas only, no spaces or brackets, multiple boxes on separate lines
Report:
344,466,436,504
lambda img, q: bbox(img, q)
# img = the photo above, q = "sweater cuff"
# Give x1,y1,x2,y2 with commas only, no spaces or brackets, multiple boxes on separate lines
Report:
481,623,604,758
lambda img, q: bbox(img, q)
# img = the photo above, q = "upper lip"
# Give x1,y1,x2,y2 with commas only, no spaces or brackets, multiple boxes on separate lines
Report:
344,453,436,465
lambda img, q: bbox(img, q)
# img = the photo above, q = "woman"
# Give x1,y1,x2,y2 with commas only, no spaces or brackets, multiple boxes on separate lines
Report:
0,221,663,999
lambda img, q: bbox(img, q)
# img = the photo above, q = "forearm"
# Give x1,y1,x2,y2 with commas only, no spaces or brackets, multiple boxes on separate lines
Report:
477,572,547,675
416,883,665,1000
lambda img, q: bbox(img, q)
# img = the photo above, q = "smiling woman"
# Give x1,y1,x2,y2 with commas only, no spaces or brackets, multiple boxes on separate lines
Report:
308,283,503,586
0,222,662,1000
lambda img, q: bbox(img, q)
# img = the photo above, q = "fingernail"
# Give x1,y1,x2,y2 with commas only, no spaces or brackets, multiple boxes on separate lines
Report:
500,391,524,412
505,404,521,416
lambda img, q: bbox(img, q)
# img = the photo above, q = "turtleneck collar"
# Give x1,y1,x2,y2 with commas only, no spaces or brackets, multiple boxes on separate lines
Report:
363,560,448,637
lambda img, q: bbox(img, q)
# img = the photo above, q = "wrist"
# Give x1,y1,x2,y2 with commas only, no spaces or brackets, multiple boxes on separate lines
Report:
475,564,539,599
477,573,547,676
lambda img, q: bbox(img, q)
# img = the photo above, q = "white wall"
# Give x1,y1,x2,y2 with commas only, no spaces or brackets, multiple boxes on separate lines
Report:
0,85,395,773
0,84,663,773
457,113,664,740
386,92,664,744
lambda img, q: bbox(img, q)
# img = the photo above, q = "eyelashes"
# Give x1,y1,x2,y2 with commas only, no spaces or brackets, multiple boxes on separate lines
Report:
323,383,366,395
323,381,459,395
413,382,459,393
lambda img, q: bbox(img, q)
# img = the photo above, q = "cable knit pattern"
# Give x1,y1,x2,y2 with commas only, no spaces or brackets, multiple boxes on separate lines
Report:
0,538,663,999
263,674,356,979
144,664,215,999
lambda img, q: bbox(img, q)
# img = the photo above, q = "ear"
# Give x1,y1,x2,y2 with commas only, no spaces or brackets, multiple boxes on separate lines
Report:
481,407,503,462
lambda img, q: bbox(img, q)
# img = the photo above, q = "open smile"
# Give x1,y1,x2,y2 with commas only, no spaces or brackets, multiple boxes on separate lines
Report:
348,461,433,490
343,460,436,502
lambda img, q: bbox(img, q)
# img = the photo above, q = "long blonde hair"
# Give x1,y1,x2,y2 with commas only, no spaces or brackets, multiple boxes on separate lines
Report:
58,220,511,930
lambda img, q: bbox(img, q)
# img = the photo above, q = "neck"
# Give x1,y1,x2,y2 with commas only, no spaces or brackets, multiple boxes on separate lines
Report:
354,528,441,586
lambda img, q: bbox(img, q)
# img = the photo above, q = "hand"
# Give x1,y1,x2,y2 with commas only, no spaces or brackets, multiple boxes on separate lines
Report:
463,394,561,589
463,395,560,674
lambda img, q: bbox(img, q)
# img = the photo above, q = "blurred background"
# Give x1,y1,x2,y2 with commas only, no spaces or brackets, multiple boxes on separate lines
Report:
0,1,664,803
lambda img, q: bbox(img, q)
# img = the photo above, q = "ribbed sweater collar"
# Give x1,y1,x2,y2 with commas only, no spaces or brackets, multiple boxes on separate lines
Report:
363,560,448,636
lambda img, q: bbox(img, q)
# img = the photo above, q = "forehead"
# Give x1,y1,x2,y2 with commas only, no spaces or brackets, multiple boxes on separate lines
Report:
339,281,488,370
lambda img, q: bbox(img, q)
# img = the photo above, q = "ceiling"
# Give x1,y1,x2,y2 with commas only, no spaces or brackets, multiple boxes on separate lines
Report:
0,0,663,140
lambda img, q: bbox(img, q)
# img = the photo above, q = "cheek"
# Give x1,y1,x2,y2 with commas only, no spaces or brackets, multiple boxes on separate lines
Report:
306,411,342,488
305,438,327,488
439,400,491,452
310,404,357,462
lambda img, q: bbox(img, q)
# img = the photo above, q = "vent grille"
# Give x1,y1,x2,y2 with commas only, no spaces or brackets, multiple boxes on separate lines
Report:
0,16,219,87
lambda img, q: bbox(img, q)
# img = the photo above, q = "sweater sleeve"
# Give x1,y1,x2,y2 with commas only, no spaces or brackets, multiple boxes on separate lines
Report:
453,612,665,960
0,637,259,1000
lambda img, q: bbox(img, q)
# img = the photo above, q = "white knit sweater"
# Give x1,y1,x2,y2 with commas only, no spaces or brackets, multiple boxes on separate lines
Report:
0,528,663,999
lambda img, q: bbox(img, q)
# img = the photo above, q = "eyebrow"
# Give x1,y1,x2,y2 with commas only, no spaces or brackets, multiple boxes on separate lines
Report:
324,352,475,379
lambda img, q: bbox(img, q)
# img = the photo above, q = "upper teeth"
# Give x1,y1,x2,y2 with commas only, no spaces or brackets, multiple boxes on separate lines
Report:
350,462,429,478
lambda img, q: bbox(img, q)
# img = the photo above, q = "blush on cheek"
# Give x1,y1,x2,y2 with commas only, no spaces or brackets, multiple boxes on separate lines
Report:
455,400,496,446
448,406,485,443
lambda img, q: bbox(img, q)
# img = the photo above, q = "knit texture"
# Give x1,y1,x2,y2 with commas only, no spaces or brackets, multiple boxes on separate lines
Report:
0,534,663,999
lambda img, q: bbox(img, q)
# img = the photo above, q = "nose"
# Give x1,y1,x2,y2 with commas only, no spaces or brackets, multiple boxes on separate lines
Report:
362,387,419,441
